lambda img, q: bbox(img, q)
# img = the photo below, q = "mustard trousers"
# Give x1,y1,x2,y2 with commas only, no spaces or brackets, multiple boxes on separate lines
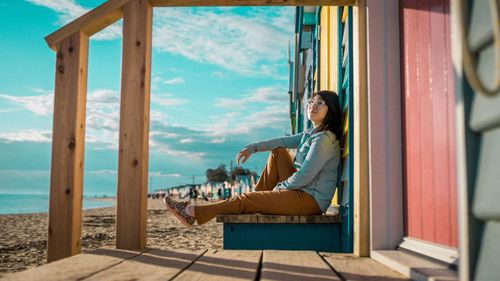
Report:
194,148,322,225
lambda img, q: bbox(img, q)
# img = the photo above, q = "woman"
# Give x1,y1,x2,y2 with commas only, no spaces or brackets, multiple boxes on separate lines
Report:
164,90,342,226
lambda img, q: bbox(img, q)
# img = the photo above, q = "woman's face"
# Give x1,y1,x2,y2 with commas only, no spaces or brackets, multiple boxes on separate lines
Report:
307,95,328,124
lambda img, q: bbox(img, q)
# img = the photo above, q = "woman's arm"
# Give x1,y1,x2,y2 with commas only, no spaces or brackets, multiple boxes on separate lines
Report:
277,133,338,189
244,131,304,153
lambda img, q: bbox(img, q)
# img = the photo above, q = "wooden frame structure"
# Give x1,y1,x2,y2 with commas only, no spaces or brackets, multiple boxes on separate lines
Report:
352,0,368,257
45,0,359,262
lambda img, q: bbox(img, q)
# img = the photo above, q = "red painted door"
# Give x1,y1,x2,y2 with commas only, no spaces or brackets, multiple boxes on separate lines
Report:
400,0,458,248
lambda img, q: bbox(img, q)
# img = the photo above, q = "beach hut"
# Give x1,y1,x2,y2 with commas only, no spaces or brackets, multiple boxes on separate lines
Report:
285,1,499,280
7,0,492,280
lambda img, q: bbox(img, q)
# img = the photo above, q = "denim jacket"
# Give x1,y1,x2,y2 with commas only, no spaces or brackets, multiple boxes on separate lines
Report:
245,127,340,212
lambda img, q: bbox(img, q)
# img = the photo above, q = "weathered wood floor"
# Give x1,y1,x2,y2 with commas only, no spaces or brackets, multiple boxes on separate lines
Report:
2,248,409,281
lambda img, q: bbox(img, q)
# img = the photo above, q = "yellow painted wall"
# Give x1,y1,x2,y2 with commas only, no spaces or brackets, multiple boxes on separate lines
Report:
319,7,341,206
319,6,339,92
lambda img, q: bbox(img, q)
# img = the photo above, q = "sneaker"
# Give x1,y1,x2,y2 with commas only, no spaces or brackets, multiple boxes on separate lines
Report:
163,196,195,227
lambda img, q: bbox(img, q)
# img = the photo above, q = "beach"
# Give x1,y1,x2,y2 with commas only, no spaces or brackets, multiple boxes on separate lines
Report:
0,198,222,278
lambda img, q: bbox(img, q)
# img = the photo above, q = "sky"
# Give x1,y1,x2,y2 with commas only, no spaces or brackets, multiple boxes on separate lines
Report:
0,0,294,196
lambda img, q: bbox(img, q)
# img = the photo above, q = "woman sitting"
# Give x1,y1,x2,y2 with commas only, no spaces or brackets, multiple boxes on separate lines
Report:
164,90,342,226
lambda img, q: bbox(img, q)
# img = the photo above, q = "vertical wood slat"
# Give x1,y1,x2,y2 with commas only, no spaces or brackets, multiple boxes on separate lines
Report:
319,7,329,91
353,0,369,257
430,0,449,245
417,0,436,243
329,7,339,90
444,0,458,248
402,0,423,240
48,31,89,262
430,0,456,247
116,0,153,250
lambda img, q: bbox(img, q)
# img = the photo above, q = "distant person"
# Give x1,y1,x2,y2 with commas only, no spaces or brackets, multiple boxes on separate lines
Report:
202,191,209,201
188,186,199,203
216,188,222,200
164,91,342,226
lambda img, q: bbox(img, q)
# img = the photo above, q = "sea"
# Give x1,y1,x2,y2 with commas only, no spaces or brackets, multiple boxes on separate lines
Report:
0,194,115,215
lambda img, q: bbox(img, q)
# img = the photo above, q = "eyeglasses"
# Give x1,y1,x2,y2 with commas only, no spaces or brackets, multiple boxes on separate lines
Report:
307,99,326,109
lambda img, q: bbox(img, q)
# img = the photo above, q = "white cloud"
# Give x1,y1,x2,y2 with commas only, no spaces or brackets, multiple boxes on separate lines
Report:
152,94,189,107
149,172,182,178
153,8,293,77
26,2,293,77
26,0,86,20
250,86,286,103
212,71,229,79
0,108,20,114
87,89,120,104
0,169,49,175
86,170,183,178
153,142,206,161
203,104,288,138
0,89,121,146
26,0,121,40
87,170,116,175
164,78,185,85
0,93,53,115
1,82,289,167
210,138,225,144
150,131,179,139
85,170,181,178
214,98,247,108
179,137,194,144
150,110,170,123
214,86,287,108
0,130,52,143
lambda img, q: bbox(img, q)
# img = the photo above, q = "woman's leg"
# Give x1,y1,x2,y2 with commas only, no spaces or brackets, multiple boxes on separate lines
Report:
254,148,297,191
194,189,321,225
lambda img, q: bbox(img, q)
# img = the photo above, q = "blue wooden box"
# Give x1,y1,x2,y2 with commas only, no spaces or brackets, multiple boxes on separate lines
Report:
216,214,342,252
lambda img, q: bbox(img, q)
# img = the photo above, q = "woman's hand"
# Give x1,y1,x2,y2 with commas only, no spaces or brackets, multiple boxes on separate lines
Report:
236,147,252,166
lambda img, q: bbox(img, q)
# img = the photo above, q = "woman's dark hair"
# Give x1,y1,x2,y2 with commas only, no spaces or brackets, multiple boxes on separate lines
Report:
312,90,342,140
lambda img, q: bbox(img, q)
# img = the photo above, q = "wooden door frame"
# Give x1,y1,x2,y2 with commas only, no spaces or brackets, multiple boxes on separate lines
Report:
365,0,404,255
366,0,465,271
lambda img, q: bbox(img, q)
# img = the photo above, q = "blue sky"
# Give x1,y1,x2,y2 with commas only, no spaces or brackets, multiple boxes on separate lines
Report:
0,0,294,196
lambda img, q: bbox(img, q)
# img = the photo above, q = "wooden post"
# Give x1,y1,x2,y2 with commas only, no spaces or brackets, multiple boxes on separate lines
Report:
47,31,89,262
353,0,370,257
116,0,152,250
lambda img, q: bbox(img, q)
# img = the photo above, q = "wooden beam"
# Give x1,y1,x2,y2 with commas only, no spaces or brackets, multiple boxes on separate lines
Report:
116,0,153,250
47,31,89,262
151,0,355,7
45,0,129,51
352,0,369,257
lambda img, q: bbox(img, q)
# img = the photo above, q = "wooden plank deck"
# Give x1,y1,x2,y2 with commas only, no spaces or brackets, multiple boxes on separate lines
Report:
1,248,409,281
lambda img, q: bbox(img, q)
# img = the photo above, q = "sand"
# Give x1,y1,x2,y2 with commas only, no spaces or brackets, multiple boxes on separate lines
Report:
0,198,222,278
